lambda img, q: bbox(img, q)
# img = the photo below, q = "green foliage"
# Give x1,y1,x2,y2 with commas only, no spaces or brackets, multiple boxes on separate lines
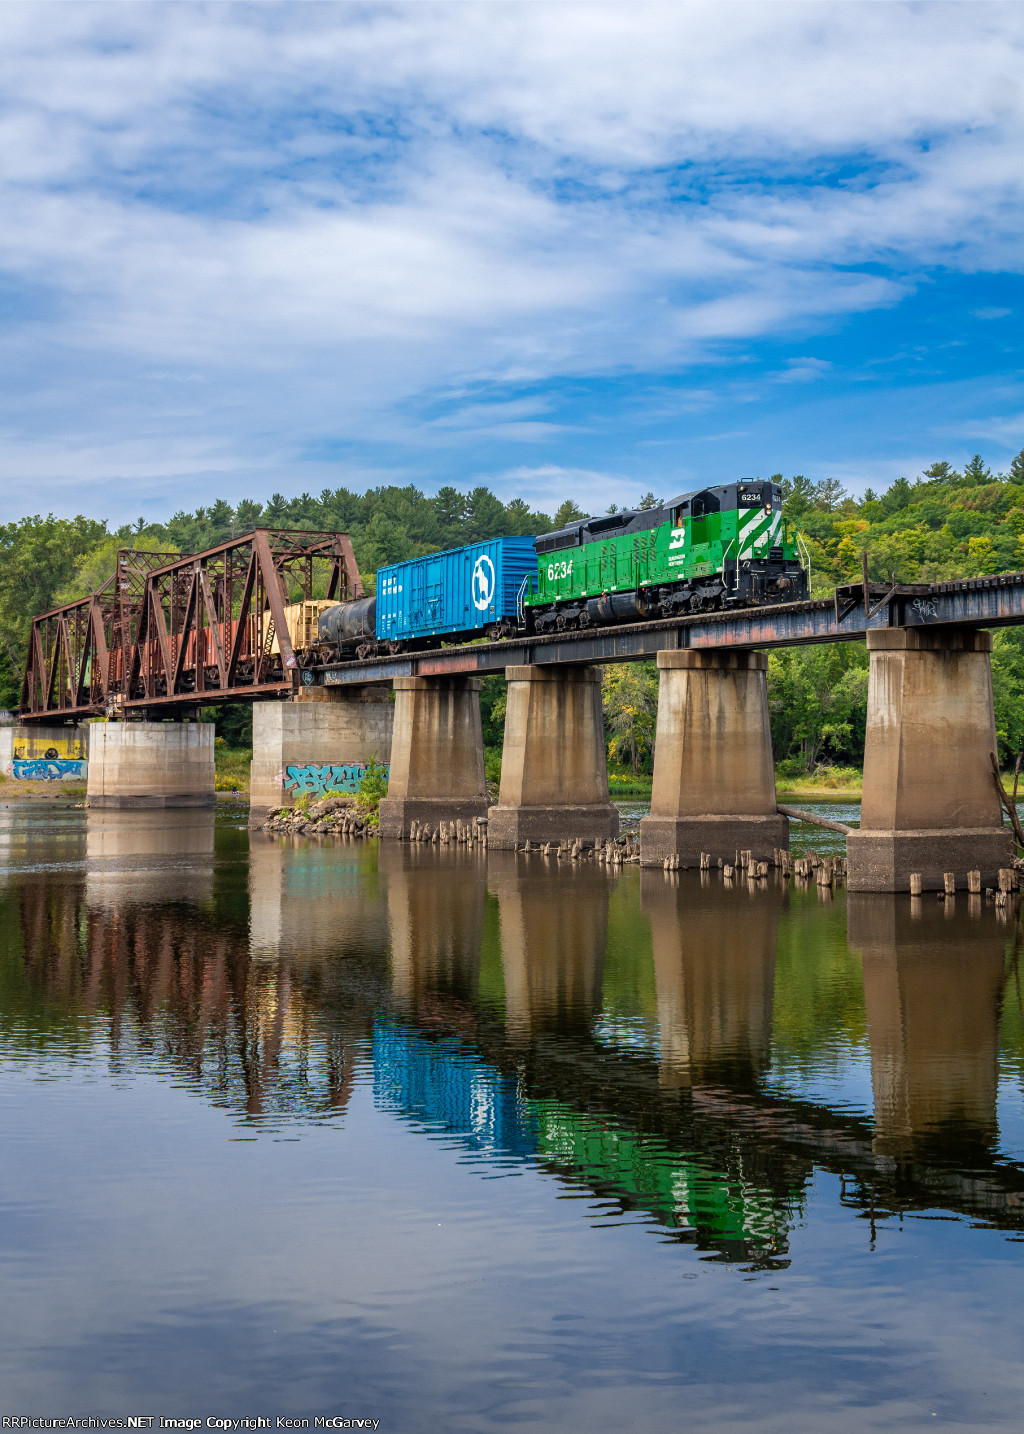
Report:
962,453,992,486
55,533,178,605
553,499,585,528
991,629,1024,762
355,756,390,827
0,513,108,707
768,644,869,771
478,675,507,748
602,662,658,775
201,701,254,751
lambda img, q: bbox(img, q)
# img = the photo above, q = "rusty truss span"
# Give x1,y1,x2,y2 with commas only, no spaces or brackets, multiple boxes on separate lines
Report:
20,528,362,722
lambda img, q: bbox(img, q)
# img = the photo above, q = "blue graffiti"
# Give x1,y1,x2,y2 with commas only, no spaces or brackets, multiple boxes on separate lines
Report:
283,762,387,797
11,758,86,781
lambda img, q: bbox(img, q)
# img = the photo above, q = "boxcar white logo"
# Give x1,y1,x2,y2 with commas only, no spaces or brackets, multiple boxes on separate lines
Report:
472,555,496,610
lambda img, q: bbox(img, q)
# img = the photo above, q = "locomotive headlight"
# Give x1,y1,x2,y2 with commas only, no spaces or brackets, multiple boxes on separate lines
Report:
763,503,772,513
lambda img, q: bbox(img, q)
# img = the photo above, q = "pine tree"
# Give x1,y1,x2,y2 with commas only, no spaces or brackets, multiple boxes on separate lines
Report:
781,475,817,518
553,499,586,528
922,460,959,483
962,454,992,486
816,477,847,512
1009,448,1024,484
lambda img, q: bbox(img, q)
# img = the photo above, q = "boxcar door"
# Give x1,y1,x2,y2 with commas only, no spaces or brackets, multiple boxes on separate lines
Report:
425,553,443,632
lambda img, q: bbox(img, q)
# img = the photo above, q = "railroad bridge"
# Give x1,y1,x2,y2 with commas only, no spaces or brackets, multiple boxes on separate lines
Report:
13,525,1024,891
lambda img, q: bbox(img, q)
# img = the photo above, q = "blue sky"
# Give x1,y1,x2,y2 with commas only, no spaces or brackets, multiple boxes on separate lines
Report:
1,1,1022,526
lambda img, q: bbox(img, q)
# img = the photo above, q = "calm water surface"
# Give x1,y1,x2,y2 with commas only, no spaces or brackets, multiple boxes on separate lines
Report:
2,800,1024,1432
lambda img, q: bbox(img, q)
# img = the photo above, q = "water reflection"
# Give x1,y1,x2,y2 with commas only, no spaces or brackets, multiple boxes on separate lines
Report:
249,831,387,960
4,812,1024,1256
85,808,215,908
489,851,608,1040
643,868,779,1090
850,894,1007,1162
379,841,486,1012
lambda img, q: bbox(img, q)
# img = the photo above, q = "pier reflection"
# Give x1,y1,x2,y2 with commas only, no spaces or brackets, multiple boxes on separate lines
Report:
850,894,1006,1161
642,868,779,1090
378,842,486,1013
85,808,215,908
488,851,608,1040
248,831,388,960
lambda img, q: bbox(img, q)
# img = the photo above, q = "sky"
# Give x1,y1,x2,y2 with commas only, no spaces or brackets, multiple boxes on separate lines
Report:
1,1,1023,528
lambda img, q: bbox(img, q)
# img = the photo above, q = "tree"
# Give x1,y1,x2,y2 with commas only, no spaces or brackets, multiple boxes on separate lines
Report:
57,534,178,605
637,491,661,510
815,477,848,512
922,460,959,484
553,499,586,528
962,454,992,486
879,476,912,515
603,663,658,775
781,475,818,520
0,514,108,706
1009,448,1024,484
768,645,869,771
463,486,507,542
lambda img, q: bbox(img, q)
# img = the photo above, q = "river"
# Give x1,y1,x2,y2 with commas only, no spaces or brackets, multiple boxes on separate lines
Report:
1,800,1023,1431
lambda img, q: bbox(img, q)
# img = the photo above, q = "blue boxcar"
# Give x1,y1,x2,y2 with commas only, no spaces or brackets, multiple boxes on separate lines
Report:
376,536,537,643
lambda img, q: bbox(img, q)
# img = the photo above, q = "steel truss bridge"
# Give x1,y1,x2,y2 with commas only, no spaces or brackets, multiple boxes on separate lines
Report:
20,529,362,723
22,529,1024,718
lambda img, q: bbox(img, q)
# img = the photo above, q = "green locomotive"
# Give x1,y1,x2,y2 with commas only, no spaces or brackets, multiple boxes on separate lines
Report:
524,479,807,634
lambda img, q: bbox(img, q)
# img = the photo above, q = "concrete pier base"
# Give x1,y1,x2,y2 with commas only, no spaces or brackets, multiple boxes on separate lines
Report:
639,650,788,867
487,665,618,849
249,686,393,826
377,676,488,839
847,628,1013,892
641,814,790,868
87,721,215,808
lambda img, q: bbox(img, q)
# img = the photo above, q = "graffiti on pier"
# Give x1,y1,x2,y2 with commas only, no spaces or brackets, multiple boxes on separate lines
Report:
9,758,87,781
283,762,387,797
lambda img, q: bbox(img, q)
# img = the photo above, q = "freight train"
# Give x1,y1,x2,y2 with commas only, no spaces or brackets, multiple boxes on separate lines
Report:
316,480,807,661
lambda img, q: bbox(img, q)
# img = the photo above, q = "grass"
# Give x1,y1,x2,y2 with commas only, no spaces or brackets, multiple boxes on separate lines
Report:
608,767,653,797
775,764,862,800
0,774,87,799
214,742,251,793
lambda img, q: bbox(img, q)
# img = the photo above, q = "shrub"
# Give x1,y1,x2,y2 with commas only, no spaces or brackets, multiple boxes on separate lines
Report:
355,757,389,828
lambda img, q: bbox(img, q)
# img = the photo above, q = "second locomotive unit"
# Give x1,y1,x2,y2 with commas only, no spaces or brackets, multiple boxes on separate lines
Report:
317,478,807,660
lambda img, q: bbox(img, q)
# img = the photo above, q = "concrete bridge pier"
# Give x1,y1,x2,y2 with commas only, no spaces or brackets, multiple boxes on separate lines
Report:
487,665,619,849
847,628,1013,892
249,686,394,826
377,675,489,839
87,720,215,808
639,649,788,867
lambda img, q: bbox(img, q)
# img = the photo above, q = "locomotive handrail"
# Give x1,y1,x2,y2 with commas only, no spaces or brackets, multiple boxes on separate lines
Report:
796,532,812,591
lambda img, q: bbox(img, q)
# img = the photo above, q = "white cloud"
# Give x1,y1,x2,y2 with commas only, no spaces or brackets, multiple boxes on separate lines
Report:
0,2,1022,519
